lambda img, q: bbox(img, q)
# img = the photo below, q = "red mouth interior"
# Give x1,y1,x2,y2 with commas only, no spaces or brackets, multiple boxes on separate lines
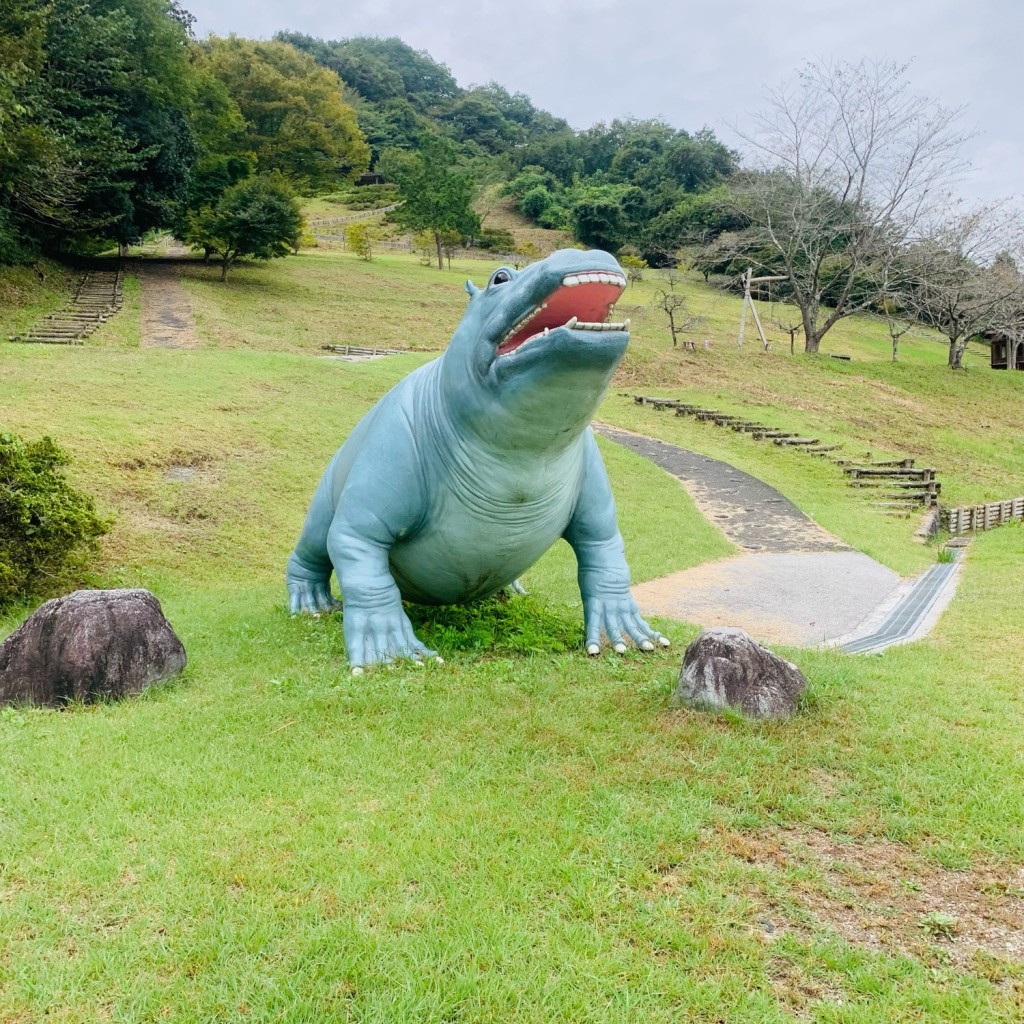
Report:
497,279,625,355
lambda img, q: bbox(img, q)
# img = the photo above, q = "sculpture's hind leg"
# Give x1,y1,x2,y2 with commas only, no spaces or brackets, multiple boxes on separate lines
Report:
286,475,340,615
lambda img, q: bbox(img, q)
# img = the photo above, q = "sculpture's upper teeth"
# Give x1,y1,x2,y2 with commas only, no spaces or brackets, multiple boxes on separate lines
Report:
561,271,626,288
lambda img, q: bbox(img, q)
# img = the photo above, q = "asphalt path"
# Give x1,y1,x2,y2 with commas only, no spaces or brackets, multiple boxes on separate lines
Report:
597,425,905,647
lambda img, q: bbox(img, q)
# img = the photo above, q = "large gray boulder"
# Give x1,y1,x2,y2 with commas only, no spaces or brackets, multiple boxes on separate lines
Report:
0,589,186,707
673,627,806,719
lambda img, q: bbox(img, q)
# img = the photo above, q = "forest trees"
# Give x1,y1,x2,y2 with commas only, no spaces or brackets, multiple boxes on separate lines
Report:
0,9,370,263
0,0,198,259
195,38,369,194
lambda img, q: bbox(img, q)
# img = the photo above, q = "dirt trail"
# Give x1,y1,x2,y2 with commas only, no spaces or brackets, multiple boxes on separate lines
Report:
138,262,199,349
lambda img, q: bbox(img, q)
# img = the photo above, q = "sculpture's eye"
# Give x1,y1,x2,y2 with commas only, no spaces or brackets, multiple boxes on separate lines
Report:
491,269,512,286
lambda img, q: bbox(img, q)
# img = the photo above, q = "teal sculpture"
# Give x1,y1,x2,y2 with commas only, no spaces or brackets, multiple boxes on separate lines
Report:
287,248,669,671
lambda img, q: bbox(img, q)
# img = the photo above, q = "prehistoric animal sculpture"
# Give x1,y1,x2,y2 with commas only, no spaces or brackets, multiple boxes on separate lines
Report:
287,248,669,671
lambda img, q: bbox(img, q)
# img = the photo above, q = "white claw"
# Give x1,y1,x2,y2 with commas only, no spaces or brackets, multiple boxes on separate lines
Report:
640,640,655,651
587,643,600,656
412,660,424,668
566,316,578,329
434,656,445,665
351,666,364,677
658,636,671,648
543,327,549,336
614,642,627,654
623,318,631,331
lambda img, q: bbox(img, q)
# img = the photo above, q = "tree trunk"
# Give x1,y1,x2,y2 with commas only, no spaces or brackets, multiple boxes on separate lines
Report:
434,231,443,271
220,258,230,282
801,307,819,353
668,311,677,346
948,337,965,369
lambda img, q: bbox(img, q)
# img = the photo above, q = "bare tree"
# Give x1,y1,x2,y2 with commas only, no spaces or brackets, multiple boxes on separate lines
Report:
882,305,916,362
772,306,804,354
902,202,1024,369
727,59,970,354
652,287,701,347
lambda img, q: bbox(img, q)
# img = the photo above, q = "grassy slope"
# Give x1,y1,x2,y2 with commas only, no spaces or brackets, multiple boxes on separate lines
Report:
1,248,1022,1022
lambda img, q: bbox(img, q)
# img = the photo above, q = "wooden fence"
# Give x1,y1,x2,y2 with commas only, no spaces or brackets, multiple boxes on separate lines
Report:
944,497,1024,534
307,203,402,228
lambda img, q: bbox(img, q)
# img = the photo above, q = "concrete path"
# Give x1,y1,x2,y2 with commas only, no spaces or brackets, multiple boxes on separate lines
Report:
597,426,919,649
138,262,199,348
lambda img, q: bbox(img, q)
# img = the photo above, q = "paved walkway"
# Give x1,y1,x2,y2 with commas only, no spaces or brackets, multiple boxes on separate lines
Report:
138,262,199,348
598,425,957,650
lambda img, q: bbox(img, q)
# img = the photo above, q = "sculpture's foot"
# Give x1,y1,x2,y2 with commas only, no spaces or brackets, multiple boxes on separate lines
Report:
343,604,440,673
508,578,528,596
287,577,340,616
583,595,670,655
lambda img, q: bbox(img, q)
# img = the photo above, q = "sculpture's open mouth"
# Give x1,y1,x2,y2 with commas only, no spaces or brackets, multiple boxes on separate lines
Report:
496,269,629,356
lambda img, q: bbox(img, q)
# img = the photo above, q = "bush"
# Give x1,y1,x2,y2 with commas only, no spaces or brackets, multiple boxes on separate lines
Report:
0,433,109,605
519,186,553,221
345,223,376,260
343,183,400,210
475,227,516,252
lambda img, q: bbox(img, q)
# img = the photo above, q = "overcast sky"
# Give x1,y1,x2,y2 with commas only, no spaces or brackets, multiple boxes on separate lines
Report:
182,0,1022,204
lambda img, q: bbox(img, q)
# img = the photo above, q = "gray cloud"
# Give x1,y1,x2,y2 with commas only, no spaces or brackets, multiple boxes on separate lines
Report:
182,0,1023,202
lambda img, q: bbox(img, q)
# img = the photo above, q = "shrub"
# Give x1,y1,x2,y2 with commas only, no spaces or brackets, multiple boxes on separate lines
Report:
0,433,109,605
520,186,553,221
475,227,516,252
343,183,400,210
345,223,376,260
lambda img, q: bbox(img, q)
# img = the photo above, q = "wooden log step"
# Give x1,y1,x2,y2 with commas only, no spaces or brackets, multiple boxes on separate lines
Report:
673,405,701,415
773,437,820,446
750,430,797,439
850,479,940,491
881,493,938,506
843,466,934,480
805,444,842,453
320,343,403,357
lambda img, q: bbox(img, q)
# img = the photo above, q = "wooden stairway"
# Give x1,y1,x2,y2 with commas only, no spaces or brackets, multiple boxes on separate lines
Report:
9,267,123,345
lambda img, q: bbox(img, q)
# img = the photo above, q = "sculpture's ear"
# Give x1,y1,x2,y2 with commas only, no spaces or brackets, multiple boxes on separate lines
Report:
465,279,481,298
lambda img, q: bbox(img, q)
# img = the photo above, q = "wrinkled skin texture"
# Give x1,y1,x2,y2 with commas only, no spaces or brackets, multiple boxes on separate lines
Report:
286,248,667,670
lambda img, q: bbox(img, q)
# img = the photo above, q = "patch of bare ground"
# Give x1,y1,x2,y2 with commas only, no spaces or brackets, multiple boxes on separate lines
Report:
474,190,574,253
689,829,1024,977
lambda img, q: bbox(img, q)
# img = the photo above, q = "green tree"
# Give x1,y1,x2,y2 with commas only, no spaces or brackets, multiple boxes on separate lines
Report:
380,135,479,269
199,37,369,193
345,222,376,261
185,174,304,280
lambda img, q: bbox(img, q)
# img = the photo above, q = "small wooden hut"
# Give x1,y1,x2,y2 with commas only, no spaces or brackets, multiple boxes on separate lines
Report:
986,331,1024,370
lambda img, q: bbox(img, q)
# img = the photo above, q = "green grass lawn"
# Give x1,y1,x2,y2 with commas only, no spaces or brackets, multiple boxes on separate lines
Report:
1,248,1023,1022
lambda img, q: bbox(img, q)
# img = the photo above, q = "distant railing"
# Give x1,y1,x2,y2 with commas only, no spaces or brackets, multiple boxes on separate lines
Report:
944,497,1024,534
307,203,402,228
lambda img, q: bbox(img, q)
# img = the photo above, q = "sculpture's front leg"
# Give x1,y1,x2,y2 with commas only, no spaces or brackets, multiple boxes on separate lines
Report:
564,435,670,656
327,521,438,673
